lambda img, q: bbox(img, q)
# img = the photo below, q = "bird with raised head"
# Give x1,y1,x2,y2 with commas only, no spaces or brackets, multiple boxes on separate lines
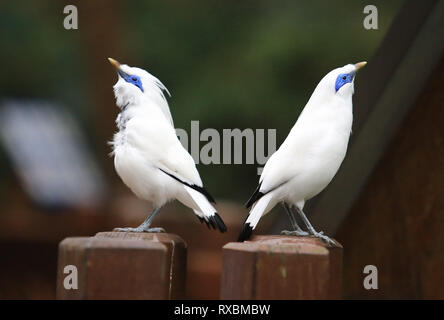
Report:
239,62,367,245
108,58,226,233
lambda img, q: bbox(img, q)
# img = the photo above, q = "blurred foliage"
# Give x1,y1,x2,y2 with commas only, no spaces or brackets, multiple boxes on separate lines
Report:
0,2,86,112
0,0,403,202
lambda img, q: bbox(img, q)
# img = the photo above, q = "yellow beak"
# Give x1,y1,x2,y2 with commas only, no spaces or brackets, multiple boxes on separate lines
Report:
108,57,121,70
354,61,367,71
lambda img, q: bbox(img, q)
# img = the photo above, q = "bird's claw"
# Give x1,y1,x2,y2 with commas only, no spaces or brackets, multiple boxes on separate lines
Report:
311,232,336,246
281,230,310,236
113,227,166,233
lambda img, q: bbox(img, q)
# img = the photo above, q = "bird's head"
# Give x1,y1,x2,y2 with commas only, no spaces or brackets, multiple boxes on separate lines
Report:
314,62,367,100
108,58,170,109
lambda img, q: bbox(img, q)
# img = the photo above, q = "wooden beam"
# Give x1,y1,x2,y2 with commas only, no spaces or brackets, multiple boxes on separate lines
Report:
56,232,187,299
220,236,342,299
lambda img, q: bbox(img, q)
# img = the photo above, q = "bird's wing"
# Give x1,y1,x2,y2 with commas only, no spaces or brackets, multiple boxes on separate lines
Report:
156,138,227,231
158,166,214,203
245,148,295,208
128,112,201,185
157,139,205,189
154,132,227,231
245,182,263,208
246,115,325,208
126,110,225,231
151,134,217,204
241,135,302,241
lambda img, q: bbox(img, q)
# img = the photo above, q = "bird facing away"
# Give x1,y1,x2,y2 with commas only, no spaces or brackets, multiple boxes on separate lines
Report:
238,62,367,244
108,58,226,233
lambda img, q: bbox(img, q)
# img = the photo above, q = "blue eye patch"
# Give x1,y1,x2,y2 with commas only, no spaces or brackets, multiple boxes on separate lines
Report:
335,73,353,92
118,70,144,92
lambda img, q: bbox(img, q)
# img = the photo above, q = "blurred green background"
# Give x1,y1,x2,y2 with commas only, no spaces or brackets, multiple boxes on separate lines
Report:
0,0,403,202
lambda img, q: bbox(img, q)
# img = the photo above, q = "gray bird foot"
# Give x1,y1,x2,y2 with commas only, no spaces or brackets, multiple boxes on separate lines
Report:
311,231,336,246
113,226,165,233
281,230,309,236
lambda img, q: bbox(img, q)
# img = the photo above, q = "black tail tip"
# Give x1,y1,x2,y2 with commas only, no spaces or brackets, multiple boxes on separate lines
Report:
208,212,227,233
237,223,253,242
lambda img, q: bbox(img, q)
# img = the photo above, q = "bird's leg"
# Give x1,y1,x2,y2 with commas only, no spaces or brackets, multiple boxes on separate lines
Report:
281,203,309,236
295,207,336,246
114,207,165,233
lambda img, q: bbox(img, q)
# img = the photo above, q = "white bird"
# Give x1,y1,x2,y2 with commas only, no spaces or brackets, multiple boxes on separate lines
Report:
238,62,367,244
108,58,226,233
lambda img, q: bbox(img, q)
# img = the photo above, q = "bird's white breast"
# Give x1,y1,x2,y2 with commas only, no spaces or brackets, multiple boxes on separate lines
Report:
111,105,179,206
278,96,353,202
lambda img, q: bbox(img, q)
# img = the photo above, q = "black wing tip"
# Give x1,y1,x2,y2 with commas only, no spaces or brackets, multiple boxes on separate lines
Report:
197,212,227,233
237,223,253,242
245,191,264,209
209,212,227,233
245,182,264,209
158,168,216,204
193,185,216,204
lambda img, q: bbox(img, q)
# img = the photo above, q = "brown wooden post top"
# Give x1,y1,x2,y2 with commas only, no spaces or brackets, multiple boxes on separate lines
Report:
220,235,343,300
56,232,187,300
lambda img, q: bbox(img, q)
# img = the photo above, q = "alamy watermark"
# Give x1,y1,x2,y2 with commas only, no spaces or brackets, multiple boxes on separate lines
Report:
64,4,379,31
363,265,378,290
363,5,378,30
63,265,78,290
176,121,277,175
63,5,78,30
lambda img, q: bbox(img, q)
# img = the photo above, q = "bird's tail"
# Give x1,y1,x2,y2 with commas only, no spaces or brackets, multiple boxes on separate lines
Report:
237,193,273,242
184,186,227,233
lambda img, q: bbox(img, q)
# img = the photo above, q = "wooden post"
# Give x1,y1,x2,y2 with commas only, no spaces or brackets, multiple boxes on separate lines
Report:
56,232,187,300
220,235,342,299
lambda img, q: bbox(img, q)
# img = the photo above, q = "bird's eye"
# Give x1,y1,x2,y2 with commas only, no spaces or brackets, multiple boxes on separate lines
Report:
132,77,137,82
342,76,347,80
